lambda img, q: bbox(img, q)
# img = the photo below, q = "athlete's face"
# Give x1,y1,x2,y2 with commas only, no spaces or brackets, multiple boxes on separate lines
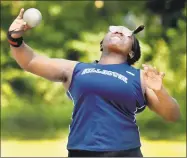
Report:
102,26,134,55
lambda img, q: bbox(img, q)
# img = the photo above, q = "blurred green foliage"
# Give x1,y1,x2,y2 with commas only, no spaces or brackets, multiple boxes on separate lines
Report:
1,1,186,140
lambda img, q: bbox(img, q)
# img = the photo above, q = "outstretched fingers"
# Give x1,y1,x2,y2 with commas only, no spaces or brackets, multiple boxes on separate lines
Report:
17,8,24,19
142,64,165,79
142,64,159,75
159,72,165,79
142,64,159,81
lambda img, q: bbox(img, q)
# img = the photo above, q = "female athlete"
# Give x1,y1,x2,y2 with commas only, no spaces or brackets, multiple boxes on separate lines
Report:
7,9,180,157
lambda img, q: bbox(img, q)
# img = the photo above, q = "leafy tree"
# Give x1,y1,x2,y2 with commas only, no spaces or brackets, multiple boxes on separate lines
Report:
1,1,186,140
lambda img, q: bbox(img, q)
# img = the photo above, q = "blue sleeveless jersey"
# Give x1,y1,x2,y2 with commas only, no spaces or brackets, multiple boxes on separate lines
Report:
67,62,146,151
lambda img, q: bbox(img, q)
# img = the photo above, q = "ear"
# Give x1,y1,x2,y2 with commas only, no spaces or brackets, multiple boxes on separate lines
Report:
129,51,134,59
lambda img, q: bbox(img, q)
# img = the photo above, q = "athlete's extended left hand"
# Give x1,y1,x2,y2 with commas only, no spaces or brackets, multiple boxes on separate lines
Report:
142,64,165,91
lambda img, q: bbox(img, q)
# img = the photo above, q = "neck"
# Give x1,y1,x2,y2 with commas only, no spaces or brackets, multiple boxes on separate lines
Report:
98,51,127,65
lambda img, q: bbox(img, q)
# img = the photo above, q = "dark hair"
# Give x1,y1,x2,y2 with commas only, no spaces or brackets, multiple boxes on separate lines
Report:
100,36,141,65
127,36,141,65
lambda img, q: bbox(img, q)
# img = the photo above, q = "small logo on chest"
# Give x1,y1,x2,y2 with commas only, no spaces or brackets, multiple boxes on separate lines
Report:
81,68,128,83
126,71,135,76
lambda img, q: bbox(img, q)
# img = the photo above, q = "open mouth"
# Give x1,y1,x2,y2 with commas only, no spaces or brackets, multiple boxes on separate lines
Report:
110,36,122,44
111,36,121,40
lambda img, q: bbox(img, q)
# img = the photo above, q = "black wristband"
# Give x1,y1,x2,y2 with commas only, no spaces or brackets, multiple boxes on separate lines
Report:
7,31,23,47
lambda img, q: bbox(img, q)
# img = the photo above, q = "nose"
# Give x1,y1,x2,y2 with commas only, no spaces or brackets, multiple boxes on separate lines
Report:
114,32,123,36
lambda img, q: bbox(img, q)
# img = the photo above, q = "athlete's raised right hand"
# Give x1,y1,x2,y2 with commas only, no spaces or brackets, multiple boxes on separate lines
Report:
9,8,31,39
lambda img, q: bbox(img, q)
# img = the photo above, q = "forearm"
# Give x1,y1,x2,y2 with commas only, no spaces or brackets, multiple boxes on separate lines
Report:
153,86,181,121
10,42,37,69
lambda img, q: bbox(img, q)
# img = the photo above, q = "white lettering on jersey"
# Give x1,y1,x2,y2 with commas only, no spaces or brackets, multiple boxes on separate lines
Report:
81,68,128,83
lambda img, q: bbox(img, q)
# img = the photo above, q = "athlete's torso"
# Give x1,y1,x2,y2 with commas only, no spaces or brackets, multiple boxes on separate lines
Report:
67,62,146,151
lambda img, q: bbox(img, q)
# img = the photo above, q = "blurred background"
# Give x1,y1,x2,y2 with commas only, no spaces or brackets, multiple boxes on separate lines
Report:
1,0,186,157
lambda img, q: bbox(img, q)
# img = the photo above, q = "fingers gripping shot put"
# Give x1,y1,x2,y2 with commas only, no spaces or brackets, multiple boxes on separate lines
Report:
8,8,181,157
23,8,42,28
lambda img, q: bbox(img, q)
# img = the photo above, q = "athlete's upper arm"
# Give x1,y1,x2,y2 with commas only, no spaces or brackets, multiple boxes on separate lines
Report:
26,54,78,82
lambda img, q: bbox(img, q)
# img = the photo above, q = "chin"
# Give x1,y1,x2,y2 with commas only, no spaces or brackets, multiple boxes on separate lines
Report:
108,44,123,54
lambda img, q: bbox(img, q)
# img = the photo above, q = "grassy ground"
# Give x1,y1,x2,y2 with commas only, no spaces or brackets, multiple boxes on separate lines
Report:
1,137,186,157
